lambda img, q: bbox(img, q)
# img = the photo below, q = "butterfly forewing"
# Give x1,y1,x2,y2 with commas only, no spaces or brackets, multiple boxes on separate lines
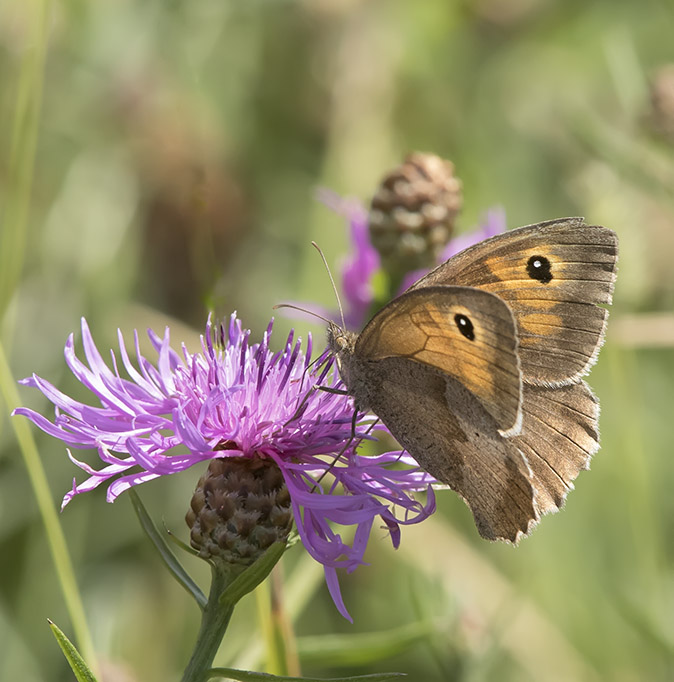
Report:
411,218,618,385
354,286,522,435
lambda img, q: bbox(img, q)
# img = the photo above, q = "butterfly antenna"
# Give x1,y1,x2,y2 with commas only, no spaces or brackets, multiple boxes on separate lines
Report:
311,241,346,330
272,303,332,325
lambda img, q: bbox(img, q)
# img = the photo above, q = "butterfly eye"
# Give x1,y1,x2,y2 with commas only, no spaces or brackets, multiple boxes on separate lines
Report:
526,255,553,283
454,314,475,341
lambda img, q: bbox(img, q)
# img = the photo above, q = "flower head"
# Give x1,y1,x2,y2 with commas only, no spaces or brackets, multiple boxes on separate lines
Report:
320,190,507,329
14,314,435,620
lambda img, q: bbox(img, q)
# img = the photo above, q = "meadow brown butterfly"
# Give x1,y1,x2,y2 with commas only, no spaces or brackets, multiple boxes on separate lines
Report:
328,217,618,542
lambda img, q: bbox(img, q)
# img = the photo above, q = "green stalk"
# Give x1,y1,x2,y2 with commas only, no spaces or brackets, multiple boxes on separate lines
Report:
0,343,98,675
0,0,52,321
254,567,299,676
180,564,235,682
270,565,300,676
255,579,279,673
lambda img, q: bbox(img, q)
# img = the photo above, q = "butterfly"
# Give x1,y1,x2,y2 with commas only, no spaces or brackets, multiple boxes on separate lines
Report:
327,217,618,542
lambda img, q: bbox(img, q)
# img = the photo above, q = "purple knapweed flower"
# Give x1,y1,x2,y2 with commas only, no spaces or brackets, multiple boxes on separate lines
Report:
318,190,507,329
13,314,435,620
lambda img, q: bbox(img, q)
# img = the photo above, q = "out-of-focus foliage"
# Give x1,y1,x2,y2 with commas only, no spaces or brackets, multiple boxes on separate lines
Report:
1,0,673,680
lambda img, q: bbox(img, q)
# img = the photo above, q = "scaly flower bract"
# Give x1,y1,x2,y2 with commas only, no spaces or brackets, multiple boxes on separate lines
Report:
399,205,508,291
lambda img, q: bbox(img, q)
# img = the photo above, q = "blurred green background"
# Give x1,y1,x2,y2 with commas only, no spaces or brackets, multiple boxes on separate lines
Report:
2,0,674,680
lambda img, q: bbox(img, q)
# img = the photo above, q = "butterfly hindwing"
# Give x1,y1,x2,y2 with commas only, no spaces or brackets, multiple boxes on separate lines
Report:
358,358,538,542
514,380,599,514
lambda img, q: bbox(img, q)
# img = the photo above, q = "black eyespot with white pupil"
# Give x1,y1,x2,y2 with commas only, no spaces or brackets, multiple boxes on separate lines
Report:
526,254,553,283
454,314,475,341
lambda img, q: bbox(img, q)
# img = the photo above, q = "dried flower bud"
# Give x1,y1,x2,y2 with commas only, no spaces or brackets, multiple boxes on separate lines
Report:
186,456,293,570
368,153,463,275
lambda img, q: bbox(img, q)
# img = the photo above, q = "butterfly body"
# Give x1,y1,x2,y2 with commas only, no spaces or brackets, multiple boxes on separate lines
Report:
328,218,618,543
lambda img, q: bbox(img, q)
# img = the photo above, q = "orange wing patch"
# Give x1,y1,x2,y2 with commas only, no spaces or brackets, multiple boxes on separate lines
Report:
355,286,522,434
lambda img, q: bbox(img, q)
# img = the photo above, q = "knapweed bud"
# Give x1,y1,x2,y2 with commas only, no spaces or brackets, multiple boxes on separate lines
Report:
186,455,293,570
368,152,463,276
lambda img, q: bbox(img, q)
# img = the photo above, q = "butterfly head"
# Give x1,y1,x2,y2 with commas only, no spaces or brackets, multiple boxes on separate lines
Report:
327,321,357,356
327,321,360,385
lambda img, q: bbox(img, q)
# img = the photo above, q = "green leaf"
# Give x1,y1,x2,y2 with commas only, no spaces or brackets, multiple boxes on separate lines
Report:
129,489,207,610
297,621,433,666
165,522,200,557
48,620,98,682
206,668,405,682
220,541,287,606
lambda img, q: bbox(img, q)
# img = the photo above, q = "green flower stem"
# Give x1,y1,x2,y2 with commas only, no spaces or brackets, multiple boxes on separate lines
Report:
270,566,300,676
368,270,405,325
255,579,278,673
0,0,51,320
180,564,235,682
255,567,299,676
0,343,98,676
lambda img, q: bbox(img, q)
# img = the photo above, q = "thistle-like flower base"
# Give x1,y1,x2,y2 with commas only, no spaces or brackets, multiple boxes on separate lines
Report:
186,456,293,572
